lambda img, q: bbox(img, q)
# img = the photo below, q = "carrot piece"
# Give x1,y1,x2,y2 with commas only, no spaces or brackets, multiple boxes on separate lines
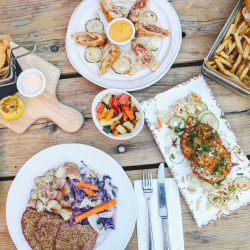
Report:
105,109,115,121
75,199,117,223
112,129,118,136
243,184,247,188
123,111,128,121
216,210,222,216
110,120,120,130
187,188,192,192
97,112,102,120
182,176,185,183
125,110,135,121
157,117,163,128
75,182,98,190
233,152,244,162
83,188,95,196
133,120,137,124
192,94,201,103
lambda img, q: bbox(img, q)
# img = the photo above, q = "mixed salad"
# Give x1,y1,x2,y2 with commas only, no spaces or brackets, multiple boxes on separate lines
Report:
28,161,118,236
154,93,250,214
95,92,141,136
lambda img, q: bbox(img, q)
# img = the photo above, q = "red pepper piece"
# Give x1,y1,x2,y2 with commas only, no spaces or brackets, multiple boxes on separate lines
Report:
95,102,105,113
119,93,130,105
109,97,114,109
120,104,130,111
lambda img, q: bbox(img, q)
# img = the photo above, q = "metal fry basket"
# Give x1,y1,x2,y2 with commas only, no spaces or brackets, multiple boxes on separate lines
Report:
202,0,250,97
0,41,36,88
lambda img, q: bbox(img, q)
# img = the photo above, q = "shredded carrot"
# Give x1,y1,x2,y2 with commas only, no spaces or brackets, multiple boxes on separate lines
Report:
75,182,98,190
186,111,190,115
75,199,117,223
157,117,163,130
239,190,242,192
110,120,120,130
192,94,201,103
217,192,222,195
83,188,95,196
111,66,116,71
105,109,115,121
89,53,92,55
165,122,168,125
216,210,222,216
187,174,192,177
234,152,244,162
190,103,199,111
97,112,102,120
112,129,118,136
243,184,247,188
182,176,185,183
187,188,192,192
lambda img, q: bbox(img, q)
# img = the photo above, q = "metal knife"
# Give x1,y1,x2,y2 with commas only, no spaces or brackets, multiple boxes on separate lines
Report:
157,163,171,250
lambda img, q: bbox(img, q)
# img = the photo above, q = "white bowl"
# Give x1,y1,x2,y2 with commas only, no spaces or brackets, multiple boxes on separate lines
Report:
106,18,135,46
17,68,46,98
92,89,144,140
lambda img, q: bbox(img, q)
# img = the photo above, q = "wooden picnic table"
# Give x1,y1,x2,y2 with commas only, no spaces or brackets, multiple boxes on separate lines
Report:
1,0,250,249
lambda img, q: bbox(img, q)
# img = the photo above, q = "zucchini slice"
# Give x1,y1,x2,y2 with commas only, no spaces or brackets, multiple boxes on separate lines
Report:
201,102,208,110
85,19,104,33
116,124,127,135
169,116,185,128
234,177,250,191
102,93,112,105
197,110,212,120
135,112,141,121
168,144,185,164
200,113,219,130
100,119,114,127
141,11,158,25
85,47,103,63
112,57,131,74
207,193,222,206
117,6,129,17
123,121,134,133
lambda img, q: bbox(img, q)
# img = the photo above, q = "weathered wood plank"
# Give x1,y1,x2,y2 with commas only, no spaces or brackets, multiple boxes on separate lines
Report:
2,167,250,249
0,0,239,74
0,66,250,177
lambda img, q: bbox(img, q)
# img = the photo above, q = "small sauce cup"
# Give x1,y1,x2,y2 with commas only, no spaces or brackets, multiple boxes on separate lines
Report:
17,68,46,98
106,18,135,46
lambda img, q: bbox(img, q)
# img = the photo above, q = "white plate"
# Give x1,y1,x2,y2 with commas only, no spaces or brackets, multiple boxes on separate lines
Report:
92,89,144,140
141,75,250,227
6,144,136,250
66,0,181,91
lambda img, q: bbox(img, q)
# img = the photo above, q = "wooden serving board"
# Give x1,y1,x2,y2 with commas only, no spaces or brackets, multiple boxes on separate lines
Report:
0,42,84,134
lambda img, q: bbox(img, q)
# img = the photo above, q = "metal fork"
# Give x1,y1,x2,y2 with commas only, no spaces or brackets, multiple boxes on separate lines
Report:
142,171,155,250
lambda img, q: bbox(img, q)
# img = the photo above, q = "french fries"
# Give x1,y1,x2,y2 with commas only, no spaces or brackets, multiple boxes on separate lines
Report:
206,2,250,88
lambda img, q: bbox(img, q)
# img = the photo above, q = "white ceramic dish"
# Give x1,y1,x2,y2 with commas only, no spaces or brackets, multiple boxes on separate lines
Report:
106,18,135,46
6,144,137,250
141,75,250,228
17,68,46,98
92,89,144,140
66,0,181,91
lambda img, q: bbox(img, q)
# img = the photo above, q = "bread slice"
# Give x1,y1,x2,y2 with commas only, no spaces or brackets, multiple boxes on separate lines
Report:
98,44,120,75
71,32,106,46
135,22,170,37
131,38,159,72
98,0,122,22
128,0,149,23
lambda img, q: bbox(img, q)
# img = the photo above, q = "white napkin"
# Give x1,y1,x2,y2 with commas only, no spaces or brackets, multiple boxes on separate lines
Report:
134,178,184,250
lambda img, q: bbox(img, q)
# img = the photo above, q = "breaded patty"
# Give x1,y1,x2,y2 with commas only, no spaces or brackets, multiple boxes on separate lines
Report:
34,212,64,250
191,143,232,183
180,123,221,160
21,207,42,250
55,224,99,250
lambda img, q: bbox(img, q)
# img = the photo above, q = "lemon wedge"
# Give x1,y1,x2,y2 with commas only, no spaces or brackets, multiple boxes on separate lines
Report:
0,95,24,120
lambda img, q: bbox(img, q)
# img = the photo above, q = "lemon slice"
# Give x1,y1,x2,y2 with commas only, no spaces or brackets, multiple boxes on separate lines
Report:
0,95,24,120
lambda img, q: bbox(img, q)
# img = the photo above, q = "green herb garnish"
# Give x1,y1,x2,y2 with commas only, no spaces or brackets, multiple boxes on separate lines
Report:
220,115,225,119
171,154,175,159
